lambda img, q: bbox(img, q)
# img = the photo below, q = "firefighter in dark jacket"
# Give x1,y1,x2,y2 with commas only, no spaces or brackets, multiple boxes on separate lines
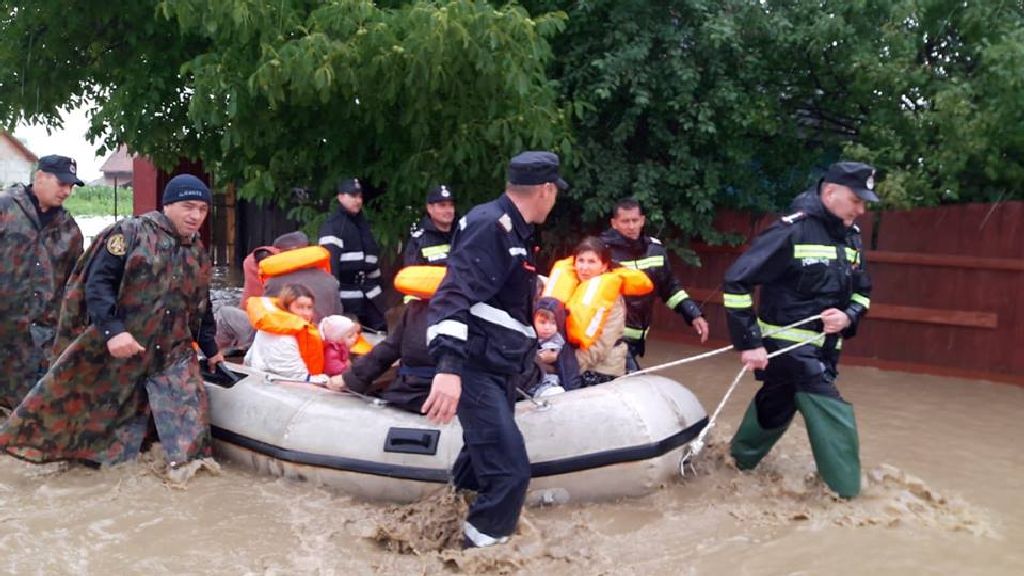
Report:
422,151,566,549
722,162,877,499
317,178,386,332
402,184,456,267
600,198,708,369
337,298,433,413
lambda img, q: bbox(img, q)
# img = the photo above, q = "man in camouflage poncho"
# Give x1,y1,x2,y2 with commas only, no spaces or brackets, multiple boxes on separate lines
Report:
0,174,224,469
0,155,85,409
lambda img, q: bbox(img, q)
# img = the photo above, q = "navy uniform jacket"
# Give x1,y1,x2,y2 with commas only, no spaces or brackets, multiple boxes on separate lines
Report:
722,186,872,352
402,216,453,267
427,194,537,377
317,209,382,297
601,229,702,353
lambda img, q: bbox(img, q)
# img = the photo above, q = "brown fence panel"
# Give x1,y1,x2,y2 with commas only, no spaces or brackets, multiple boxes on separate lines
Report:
653,202,1024,385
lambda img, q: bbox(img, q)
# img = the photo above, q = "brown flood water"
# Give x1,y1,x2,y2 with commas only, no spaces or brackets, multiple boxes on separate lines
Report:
2,339,1022,575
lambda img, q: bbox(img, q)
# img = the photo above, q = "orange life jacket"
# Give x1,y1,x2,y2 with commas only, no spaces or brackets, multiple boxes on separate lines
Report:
350,333,374,356
258,246,333,283
393,265,447,298
544,258,654,349
540,256,579,302
246,296,325,375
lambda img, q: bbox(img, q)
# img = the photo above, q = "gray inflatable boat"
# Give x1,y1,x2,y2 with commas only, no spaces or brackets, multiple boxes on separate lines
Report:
205,363,708,504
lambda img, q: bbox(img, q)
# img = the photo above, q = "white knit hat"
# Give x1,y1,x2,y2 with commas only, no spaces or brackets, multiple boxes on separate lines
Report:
318,315,355,343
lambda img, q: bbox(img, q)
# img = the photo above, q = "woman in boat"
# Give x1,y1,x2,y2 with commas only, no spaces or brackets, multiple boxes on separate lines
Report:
564,236,655,386
244,283,341,387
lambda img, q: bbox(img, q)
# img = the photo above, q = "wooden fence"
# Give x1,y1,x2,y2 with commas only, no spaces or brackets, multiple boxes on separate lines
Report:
651,201,1024,385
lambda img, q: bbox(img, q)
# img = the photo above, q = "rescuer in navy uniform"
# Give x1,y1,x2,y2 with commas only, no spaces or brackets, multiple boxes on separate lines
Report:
422,151,566,548
722,161,877,499
402,184,456,267
317,178,387,332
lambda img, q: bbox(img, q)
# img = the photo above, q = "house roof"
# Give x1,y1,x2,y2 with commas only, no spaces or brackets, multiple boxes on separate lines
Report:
99,144,134,174
1,132,39,163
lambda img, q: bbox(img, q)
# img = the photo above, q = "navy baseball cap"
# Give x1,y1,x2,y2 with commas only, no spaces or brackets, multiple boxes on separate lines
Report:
336,178,362,195
823,162,879,202
508,151,569,190
37,155,85,186
427,184,455,204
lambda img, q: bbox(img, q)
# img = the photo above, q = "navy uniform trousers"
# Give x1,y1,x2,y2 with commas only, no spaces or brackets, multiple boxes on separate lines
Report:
450,364,531,538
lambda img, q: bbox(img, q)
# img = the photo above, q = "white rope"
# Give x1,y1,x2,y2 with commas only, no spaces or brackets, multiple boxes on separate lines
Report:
677,331,827,477
623,314,823,379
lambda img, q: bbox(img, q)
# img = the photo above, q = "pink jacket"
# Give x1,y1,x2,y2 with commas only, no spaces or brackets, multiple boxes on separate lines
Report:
323,340,351,376
240,245,279,309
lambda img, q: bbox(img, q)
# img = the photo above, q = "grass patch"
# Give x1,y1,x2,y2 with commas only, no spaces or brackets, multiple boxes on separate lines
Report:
64,185,134,216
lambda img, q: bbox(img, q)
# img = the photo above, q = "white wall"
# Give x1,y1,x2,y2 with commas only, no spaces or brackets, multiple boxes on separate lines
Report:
0,137,34,187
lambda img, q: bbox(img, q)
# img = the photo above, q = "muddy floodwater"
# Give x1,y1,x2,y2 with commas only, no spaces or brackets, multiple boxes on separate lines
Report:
2,339,1022,575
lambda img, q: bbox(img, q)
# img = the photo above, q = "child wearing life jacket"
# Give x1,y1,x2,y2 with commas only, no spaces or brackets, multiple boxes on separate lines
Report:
244,283,340,387
319,315,359,376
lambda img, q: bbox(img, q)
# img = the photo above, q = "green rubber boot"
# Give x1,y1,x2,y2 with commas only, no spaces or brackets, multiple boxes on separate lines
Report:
795,392,861,498
730,399,791,470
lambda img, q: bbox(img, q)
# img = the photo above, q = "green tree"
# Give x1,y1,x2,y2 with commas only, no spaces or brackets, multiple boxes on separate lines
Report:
519,0,1024,255
1,0,569,245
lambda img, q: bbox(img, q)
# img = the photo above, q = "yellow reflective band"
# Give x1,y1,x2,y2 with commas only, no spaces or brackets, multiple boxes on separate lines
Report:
758,320,842,349
666,290,690,309
634,255,665,270
723,293,753,309
623,326,648,340
851,293,871,309
421,244,450,257
619,259,638,269
793,244,837,260
844,247,860,264
403,294,422,303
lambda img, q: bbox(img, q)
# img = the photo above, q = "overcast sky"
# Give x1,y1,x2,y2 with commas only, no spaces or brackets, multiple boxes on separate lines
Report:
14,106,107,182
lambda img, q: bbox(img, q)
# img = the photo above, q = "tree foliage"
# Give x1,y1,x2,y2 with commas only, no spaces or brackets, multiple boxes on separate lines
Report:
521,0,1024,254
3,0,1022,252
1,0,568,245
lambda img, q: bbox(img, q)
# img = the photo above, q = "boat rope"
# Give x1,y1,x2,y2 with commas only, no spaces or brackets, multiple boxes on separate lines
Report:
676,320,827,477
622,314,823,379
516,387,551,411
263,374,388,407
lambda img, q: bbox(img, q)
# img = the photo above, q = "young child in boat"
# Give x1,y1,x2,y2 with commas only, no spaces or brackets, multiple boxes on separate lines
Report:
320,315,360,377
244,283,340,388
529,297,580,397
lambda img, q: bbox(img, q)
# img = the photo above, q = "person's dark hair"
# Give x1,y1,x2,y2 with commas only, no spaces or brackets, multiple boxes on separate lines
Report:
253,247,275,264
612,198,643,218
534,307,556,322
574,236,611,265
278,283,315,311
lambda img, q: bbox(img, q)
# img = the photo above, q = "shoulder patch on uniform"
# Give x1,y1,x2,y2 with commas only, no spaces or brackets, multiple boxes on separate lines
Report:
498,213,512,232
781,211,806,224
105,233,127,256
411,228,424,238
649,237,662,245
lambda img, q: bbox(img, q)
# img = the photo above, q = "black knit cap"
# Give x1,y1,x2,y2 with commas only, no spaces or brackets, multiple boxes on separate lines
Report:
162,174,212,205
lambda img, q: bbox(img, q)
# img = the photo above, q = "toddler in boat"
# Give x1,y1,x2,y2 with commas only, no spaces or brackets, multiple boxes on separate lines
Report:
319,315,360,377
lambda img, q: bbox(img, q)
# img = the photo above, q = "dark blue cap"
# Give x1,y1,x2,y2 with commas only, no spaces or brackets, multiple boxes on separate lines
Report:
508,151,568,190
162,174,211,206
37,154,85,186
427,184,455,204
823,162,879,202
336,178,362,195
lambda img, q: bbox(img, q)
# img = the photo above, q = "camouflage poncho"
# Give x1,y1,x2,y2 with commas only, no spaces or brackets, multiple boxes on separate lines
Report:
0,211,213,466
0,184,83,408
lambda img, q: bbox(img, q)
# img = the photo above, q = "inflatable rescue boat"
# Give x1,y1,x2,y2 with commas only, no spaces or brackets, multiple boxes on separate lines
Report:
204,362,708,504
